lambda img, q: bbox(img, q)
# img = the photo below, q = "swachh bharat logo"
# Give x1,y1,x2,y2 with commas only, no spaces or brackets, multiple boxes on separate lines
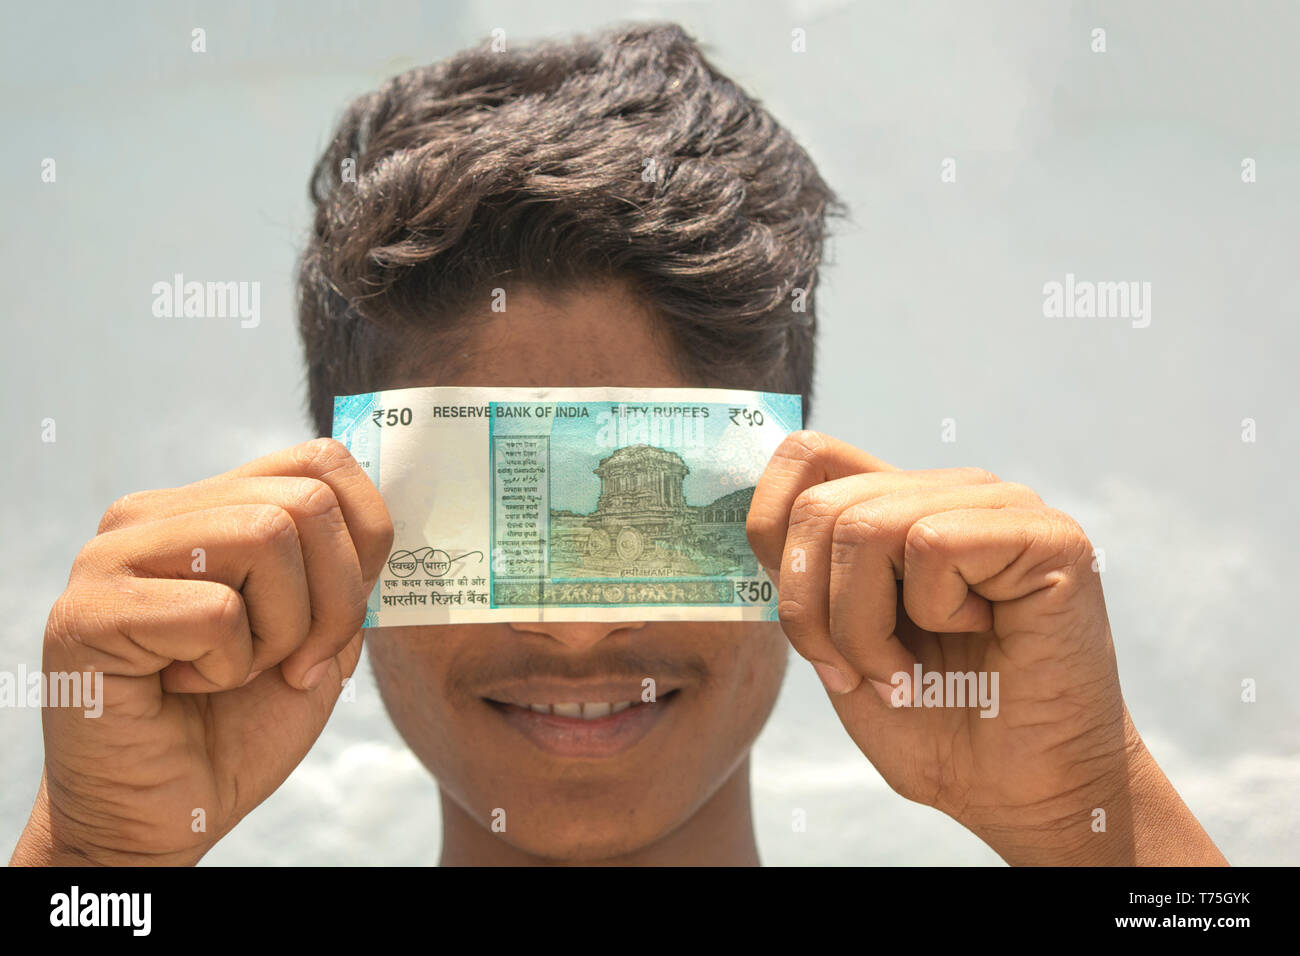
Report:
386,547,484,578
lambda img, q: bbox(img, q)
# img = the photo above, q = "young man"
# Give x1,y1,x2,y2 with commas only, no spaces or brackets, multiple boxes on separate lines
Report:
12,23,1224,866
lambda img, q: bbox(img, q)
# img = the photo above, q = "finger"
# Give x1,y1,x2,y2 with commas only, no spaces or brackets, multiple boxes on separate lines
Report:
92,478,367,688
902,507,1095,635
747,430,898,572
775,469,1010,691
45,576,257,693
297,628,366,699
827,485,1047,690
212,629,367,787
74,505,312,680
213,438,394,588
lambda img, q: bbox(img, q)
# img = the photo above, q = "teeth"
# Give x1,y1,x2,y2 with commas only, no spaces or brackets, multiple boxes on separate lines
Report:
520,701,639,719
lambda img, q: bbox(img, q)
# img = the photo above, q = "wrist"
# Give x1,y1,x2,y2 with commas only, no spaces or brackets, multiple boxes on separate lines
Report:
966,717,1228,866
11,772,206,867
11,787,98,866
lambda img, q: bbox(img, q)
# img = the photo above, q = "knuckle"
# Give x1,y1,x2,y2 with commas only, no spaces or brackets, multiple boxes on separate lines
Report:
45,591,84,644
789,485,839,528
243,504,299,550
776,596,810,633
45,588,116,650
1047,510,1092,561
98,492,145,533
69,534,110,578
298,437,354,475
906,520,948,558
832,504,887,546
200,586,248,637
286,476,340,519
960,467,1000,485
773,429,831,466
200,652,249,689
1000,482,1043,505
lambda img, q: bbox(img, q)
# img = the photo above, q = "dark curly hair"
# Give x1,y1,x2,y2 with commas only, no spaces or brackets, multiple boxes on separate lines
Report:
298,21,844,435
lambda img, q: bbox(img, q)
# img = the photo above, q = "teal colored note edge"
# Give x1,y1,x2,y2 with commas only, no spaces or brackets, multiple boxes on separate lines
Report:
761,392,804,434
488,402,496,609
332,392,382,626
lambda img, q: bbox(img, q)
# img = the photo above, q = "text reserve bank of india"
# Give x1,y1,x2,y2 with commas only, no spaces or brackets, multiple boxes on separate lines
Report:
332,386,802,625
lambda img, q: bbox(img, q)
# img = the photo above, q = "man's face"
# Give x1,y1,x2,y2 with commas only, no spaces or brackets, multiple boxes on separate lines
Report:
366,282,789,862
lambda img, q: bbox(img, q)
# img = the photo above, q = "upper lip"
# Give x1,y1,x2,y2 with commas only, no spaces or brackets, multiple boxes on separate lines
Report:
480,679,678,707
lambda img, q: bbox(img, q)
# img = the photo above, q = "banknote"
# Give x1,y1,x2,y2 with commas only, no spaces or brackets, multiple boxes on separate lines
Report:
332,386,802,625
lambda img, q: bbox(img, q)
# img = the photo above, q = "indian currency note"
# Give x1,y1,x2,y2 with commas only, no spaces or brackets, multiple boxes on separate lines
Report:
332,386,801,625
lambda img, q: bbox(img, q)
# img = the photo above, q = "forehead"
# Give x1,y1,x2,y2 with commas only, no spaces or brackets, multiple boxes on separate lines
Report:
404,281,693,390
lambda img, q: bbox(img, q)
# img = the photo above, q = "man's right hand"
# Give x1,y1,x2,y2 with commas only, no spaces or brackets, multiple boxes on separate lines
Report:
10,438,394,866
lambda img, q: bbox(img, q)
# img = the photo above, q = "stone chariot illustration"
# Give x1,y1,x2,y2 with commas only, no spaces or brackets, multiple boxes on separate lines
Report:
550,444,756,577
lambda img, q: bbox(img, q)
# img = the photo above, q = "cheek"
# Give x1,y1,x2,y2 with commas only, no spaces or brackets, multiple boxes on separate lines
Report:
749,625,791,707
366,628,457,747
367,628,423,693
699,624,789,737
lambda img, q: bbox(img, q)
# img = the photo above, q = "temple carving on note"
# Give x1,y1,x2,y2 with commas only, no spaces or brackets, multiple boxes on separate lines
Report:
547,444,755,580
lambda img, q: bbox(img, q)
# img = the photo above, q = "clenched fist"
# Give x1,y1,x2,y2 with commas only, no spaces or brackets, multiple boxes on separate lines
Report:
747,431,1226,866
11,439,393,866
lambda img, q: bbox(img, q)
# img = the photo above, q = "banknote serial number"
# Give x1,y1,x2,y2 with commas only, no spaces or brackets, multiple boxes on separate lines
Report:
735,580,774,602
370,407,414,427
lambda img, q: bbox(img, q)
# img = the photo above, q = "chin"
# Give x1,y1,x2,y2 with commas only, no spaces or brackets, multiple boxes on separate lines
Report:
459,789,687,865
501,823,663,865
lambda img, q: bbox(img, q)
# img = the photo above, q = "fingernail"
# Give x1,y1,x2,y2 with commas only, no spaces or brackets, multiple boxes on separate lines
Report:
239,669,264,688
870,679,897,707
302,660,331,690
812,661,854,695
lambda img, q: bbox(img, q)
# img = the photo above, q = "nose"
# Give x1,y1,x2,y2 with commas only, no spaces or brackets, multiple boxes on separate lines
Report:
507,620,647,652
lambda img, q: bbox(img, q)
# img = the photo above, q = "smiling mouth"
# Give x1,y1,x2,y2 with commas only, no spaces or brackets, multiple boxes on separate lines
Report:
502,699,641,719
484,690,680,757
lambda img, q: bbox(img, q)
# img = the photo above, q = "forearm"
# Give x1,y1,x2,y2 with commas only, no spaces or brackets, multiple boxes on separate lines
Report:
9,776,87,867
1076,739,1226,866
10,771,203,867
976,718,1228,867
